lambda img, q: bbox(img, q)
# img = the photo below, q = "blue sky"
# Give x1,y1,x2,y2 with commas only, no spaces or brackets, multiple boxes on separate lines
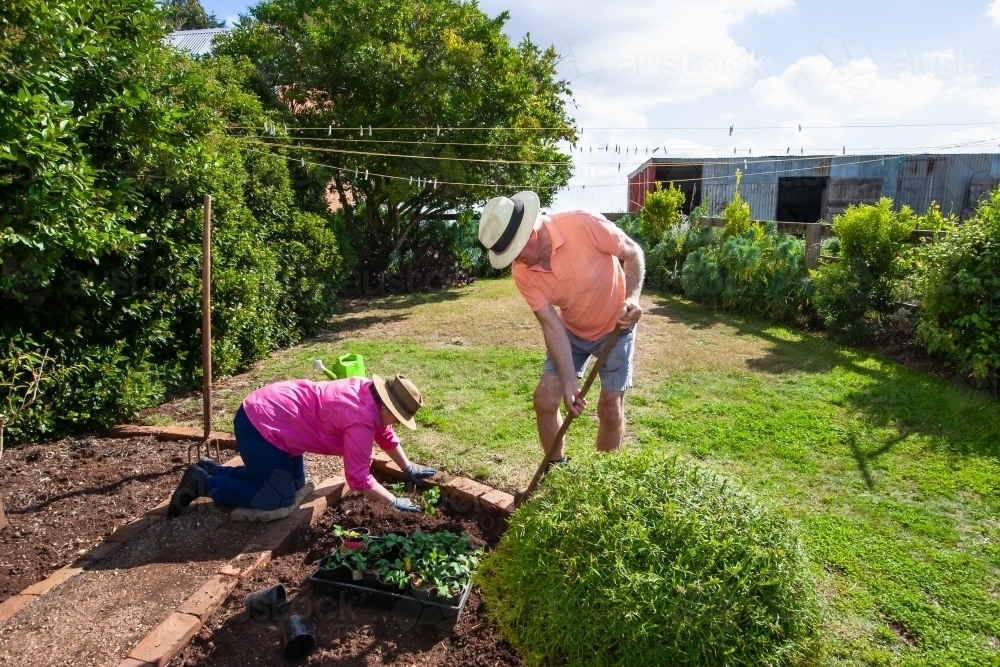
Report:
202,0,1000,211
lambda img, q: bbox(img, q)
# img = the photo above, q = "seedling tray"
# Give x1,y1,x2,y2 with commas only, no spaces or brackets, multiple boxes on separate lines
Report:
308,555,473,632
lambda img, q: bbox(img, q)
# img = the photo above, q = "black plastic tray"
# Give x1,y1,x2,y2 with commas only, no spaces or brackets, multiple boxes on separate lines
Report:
308,556,473,632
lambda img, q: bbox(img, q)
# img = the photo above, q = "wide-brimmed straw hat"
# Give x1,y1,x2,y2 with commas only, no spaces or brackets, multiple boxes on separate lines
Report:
478,191,541,269
372,374,423,430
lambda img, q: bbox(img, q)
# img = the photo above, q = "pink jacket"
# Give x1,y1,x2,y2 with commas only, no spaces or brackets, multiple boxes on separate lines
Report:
241,377,399,490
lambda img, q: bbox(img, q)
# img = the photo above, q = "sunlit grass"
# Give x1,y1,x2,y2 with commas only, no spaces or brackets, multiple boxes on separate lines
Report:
145,278,1000,665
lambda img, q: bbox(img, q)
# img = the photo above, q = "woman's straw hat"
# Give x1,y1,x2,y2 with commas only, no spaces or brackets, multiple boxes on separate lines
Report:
478,191,540,269
372,374,423,430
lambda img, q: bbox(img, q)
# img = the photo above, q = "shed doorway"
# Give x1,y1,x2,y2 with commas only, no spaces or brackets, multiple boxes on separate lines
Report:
776,177,828,222
654,165,703,215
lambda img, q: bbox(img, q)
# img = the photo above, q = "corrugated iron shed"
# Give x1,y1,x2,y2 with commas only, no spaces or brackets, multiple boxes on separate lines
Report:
164,28,230,57
627,153,1000,221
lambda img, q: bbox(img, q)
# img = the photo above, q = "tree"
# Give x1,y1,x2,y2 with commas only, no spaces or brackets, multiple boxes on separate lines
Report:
163,0,225,30
217,0,575,275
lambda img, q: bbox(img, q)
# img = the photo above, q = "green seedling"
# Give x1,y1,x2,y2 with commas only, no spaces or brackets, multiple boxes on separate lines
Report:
388,481,406,494
421,486,441,515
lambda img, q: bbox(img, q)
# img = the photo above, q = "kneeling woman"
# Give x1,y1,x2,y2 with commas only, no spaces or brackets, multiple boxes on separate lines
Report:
167,373,435,520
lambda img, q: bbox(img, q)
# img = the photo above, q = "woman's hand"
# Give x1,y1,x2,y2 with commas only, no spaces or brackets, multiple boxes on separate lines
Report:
390,496,422,512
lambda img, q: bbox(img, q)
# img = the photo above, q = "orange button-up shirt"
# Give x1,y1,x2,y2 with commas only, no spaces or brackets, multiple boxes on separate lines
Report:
512,210,628,341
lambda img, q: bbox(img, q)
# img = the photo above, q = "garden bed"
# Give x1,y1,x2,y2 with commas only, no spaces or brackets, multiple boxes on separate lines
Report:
173,478,521,666
0,435,185,603
0,434,345,604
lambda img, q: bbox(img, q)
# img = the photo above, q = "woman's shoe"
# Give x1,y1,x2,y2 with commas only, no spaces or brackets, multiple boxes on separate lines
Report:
167,465,210,519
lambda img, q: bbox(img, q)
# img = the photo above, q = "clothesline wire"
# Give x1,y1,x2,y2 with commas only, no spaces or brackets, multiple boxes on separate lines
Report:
241,136,999,169
228,121,1000,132
254,145,904,191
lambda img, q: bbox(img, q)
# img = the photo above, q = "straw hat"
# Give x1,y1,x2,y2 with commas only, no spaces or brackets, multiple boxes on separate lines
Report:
372,374,423,430
478,191,541,269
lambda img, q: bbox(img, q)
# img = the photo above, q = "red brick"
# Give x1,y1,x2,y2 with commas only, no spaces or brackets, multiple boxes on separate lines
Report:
253,514,307,554
220,551,271,579
21,566,83,596
117,658,155,667
127,612,201,667
372,458,405,479
146,499,171,517
75,540,121,564
370,449,393,464
157,426,203,441
442,476,492,503
108,515,162,543
0,594,35,625
176,574,237,623
108,425,164,438
427,471,453,487
479,489,516,516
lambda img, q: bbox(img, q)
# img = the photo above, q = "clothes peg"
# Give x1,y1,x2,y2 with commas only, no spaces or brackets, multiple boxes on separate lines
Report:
368,125,372,136
729,125,733,136
328,125,332,135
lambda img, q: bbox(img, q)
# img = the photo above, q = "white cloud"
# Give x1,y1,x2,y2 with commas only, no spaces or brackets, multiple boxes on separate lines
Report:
752,55,944,120
480,0,793,119
987,1,1000,26
225,14,239,27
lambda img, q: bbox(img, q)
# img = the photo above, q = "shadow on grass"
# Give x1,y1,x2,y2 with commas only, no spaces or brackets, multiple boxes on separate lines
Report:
336,286,467,313
645,291,1000,468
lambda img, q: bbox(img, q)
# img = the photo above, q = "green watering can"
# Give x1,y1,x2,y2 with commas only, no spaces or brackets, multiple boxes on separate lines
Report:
312,353,366,380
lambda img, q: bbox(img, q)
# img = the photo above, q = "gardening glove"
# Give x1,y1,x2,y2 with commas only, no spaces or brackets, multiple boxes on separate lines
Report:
403,463,436,488
390,496,422,513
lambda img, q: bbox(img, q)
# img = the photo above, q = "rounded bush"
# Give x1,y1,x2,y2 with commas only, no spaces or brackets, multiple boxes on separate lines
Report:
478,451,820,667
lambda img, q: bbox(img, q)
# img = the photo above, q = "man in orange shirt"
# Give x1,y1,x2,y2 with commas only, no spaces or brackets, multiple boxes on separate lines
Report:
478,191,645,459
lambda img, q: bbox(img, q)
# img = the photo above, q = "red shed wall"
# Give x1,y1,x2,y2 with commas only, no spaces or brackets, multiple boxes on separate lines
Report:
627,164,657,214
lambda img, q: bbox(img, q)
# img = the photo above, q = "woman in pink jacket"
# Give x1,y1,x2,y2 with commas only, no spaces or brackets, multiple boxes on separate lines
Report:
167,373,435,520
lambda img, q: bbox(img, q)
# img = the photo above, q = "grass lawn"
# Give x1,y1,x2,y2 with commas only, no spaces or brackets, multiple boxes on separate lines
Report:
146,277,1000,666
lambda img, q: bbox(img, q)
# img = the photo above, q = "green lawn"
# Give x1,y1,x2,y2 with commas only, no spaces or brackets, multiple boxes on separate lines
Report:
146,278,1000,666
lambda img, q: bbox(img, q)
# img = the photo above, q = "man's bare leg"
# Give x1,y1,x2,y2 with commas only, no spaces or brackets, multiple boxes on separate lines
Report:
596,390,625,451
533,375,566,460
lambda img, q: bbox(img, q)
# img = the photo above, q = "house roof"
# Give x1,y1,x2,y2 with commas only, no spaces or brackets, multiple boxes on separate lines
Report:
164,28,230,57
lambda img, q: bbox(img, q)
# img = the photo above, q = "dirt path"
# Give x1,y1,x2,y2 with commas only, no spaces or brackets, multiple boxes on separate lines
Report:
0,502,271,666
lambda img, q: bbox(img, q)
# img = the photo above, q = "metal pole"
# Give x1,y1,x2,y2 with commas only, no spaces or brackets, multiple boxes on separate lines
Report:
202,195,212,441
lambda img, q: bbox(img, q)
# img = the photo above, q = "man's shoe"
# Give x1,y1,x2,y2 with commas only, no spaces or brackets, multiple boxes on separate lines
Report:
547,455,570,470
167,465,210,519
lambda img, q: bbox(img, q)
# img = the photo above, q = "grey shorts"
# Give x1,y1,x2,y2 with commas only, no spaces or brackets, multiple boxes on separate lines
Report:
542,325,636,393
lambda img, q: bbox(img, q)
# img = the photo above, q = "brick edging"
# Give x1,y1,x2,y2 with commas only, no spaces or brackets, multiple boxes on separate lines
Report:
107,424,237,451
116,475,348,667
369,451,515,517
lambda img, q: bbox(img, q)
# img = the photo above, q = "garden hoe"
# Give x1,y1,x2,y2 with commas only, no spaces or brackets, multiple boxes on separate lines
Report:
513,326,623,508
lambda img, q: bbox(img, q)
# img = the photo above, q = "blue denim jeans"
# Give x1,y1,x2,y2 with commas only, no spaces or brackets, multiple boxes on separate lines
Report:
206,406,306,510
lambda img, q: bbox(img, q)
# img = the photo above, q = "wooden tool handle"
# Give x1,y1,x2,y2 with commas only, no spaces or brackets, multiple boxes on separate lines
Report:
516,326,624,506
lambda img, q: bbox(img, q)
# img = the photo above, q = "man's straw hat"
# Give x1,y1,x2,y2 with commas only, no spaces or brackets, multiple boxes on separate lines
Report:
478,191,540,269
372,374,423,430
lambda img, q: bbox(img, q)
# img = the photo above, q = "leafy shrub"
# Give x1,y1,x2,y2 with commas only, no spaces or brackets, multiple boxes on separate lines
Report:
645,199,712,291
915,187,1000,380
0,3,342,442
811,199,916,330
724,169,752,236
639,181,686,243
478,450,820,667
681,222,811,321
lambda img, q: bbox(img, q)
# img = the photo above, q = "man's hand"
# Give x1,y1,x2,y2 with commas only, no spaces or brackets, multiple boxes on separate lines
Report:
618,299,643,328
390,496,422,512
563,381,586,417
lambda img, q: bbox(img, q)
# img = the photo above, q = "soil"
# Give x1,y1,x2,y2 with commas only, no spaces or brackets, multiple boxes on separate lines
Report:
173,486,522,667
0,434,344,603
0,435,185,603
